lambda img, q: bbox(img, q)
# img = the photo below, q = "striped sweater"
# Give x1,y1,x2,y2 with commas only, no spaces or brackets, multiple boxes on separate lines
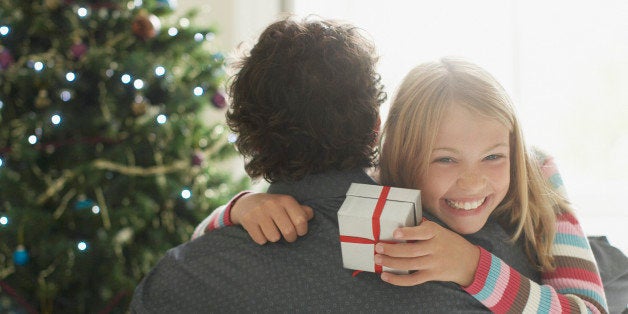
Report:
463,212,608,313
193,153,608,313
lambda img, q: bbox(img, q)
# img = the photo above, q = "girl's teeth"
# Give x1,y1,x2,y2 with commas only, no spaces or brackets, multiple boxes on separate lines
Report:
446,198,486,210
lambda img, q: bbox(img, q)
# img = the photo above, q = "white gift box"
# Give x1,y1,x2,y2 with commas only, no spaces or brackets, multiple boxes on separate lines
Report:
338,183,422,274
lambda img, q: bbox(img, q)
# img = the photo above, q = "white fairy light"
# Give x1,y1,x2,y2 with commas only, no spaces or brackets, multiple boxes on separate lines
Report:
193,87,204,96
28,135,37,145
33,61,44,71
133,79,144,89
155,66,165,76
121,74,132,84
0,216,8,225
194,33,204,42
0,25,9,36
181,189,191,199
77,7,88,18
77,241,87,251
60,90,72,102
66,72,76,82
167,27,178,37
91,205,100,214
156,114,167,124
179,18,190,28
51,114,62,125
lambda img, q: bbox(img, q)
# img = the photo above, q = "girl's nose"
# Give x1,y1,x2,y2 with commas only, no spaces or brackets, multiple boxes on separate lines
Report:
457,171,486,193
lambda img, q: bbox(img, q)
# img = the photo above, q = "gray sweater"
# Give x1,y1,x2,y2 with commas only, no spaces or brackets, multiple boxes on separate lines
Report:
131,169,539,313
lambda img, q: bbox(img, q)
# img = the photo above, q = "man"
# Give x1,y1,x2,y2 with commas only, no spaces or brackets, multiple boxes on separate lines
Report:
130,17,537,312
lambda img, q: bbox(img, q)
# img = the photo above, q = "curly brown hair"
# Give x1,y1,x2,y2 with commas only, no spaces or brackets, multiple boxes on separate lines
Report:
226,17,386,183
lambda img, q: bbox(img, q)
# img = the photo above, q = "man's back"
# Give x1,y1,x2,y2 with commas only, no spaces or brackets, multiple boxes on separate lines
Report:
131,169,538,312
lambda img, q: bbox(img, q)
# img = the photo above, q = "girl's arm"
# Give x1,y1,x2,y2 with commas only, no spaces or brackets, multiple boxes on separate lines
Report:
463,212,608,313
191,191,313,244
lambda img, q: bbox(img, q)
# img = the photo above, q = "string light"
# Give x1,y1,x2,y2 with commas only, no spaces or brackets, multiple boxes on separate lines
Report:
133,79,144,89
121,74,132,84
154,66,165,76
60,90,72,102
0,157,4,167
77,7,88,18
66,72,76,82
156,114,167,124
77,241,87,251
167,27,178,37
91,205,100,214
0,100,3,109
28,135,38,145
33,61,44,72
0,216,8,226
227,133,237,143
51,114,62,125
179,18,190,28
134,0,143,6
181,189,191,199
0,25,9,36
193,87,203,96
205,33,215,41
194,33,204,42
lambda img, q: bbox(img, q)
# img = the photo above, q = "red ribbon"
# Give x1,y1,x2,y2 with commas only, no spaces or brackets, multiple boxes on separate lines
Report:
339,186,391,274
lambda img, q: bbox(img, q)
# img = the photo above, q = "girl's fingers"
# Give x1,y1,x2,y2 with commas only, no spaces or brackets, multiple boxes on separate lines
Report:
381,270,431,287
393,220,440,240
246,225,269,245
271,208,298,242
375,242,431,258
375,254,430,272
257,215,282,243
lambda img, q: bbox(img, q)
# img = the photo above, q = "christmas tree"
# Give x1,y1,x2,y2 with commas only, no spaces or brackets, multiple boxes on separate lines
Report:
0,0,247,312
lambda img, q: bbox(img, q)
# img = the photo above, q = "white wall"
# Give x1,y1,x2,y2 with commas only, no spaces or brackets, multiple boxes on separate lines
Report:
175,0,286,52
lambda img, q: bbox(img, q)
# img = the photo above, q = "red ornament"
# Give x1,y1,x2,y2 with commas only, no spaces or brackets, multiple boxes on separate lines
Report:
132,13,160,41
191,152,204,166
211,91,227,109
0,47,14,70
70,43,88,60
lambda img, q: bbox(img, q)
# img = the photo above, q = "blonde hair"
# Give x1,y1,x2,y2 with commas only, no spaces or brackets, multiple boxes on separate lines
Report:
379,57,571,271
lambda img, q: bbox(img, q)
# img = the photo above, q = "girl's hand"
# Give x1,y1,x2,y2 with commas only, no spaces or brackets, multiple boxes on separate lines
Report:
374,220,480,287
230,193,314,245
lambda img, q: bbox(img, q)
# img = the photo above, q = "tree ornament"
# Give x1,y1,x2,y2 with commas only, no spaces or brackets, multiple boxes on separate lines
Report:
44,0,61,10
191,151,204,166
13,245,29,266
35,89,52,109
132,12,161,41
74,197,95,210
156,0,177,11
211,91,227,109
0,46,14,70
70,42,88,60
131,96,149,116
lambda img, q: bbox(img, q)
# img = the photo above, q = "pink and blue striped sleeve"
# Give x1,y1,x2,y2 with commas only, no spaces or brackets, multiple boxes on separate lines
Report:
463,212,608,313
191,191,252,240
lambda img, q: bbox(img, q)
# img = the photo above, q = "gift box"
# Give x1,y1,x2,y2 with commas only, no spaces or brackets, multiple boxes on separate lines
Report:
338,183,422,274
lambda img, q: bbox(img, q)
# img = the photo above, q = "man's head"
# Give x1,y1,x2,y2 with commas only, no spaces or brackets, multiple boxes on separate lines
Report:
226,17,385,183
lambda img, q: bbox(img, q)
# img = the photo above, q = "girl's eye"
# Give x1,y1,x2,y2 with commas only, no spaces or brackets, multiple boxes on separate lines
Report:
484,154,503,161
435,157,455,163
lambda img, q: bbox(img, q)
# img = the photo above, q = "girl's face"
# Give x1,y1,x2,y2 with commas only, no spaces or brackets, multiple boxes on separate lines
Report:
419,104,511,234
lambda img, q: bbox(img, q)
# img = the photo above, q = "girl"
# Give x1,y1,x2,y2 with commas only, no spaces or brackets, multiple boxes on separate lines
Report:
194,58,608,313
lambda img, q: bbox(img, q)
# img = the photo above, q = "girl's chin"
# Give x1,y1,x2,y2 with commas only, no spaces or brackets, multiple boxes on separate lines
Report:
448,223,484,235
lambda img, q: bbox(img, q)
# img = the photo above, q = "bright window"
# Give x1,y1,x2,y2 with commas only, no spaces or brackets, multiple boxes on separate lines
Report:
293,0,628,253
